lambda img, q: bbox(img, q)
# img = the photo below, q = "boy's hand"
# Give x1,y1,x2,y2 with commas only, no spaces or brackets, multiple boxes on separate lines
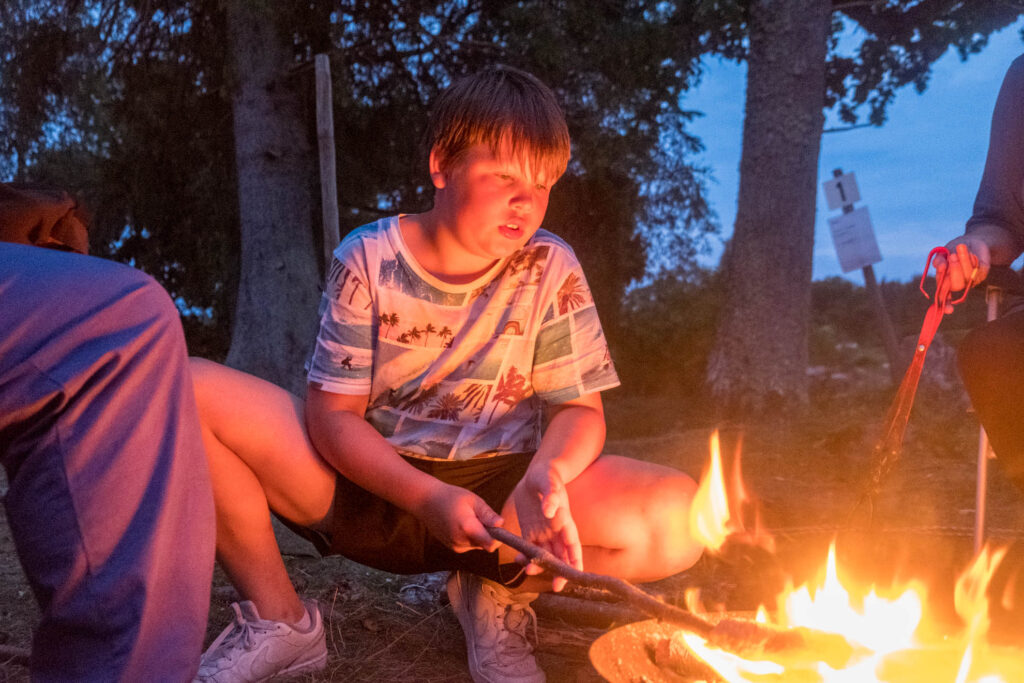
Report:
513,466,582,592
418,483,503,554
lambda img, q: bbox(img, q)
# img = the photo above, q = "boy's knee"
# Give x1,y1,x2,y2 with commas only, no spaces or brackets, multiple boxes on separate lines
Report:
187,357,224,421
649,473,704,571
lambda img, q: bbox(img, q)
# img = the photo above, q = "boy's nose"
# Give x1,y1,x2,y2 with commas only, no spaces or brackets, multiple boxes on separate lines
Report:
510,189,533,213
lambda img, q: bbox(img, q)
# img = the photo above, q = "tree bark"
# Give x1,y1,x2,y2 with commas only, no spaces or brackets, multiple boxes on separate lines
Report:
222,0,320,395
706,0,831,418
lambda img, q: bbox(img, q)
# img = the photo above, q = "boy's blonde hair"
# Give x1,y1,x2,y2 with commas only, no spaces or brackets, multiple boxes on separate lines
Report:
426,65,571,182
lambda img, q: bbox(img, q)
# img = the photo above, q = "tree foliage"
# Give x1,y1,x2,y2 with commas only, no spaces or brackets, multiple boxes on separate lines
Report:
0,0,721,364
703,0,1024,418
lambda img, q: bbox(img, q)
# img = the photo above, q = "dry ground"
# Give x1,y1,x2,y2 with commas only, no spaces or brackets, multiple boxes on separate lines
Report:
4,366,1024,682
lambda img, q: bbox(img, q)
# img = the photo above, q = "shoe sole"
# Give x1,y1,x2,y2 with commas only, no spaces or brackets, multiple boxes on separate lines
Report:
448,574,490,683
274,649,328,679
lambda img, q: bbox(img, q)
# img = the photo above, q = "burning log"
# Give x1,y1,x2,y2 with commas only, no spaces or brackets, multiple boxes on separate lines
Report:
486,526,859,668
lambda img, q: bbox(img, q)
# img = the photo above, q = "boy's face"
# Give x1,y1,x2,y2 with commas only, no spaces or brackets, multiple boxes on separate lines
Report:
431,142,558,264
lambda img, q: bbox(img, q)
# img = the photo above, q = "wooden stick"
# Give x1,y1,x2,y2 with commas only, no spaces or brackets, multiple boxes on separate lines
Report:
485,525,713,636
314,53,340,277
486,526,859,668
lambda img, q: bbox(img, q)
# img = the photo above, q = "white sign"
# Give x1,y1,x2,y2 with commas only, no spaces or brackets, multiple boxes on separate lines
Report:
828,206,881,273
822,172,861,210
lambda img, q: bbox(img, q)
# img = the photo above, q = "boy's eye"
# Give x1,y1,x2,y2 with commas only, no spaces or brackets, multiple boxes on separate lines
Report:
535,183,548,191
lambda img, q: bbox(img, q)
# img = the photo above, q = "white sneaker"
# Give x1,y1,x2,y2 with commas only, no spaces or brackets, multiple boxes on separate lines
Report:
193,598,327,682
447,570,545,683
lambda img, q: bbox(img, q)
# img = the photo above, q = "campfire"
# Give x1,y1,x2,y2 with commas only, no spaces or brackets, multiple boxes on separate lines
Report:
591,432,1024,683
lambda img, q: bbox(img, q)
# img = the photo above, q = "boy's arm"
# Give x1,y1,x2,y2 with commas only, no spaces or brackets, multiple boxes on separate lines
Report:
511,391,606,587
305,384,502,553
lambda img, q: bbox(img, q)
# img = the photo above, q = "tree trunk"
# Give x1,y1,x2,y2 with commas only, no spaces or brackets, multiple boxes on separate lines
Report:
706,0,830,418
222,0,321,395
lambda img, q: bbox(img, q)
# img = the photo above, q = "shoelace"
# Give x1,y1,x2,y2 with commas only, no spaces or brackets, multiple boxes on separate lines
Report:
199,605,278,670
480,585,539,666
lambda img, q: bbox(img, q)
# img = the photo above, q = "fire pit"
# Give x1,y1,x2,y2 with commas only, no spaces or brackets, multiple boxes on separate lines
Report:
588,546,1024,683
590,617,739,682
580,430,1024,682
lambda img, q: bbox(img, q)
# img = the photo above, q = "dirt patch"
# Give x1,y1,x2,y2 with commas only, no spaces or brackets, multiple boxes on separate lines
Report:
3,378,1024,681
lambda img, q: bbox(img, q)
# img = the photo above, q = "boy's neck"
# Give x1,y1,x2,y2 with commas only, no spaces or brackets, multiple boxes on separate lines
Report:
399,213,499,285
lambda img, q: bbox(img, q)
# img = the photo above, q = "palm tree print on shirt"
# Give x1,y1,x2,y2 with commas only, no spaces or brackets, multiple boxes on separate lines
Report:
457,383,492,422
439,325,453,348
507,245,547,279
557,271,587,315
328,261,371,308
392,321,452,348
379,312,400,338
488,366,527,424
427,392,464,421
397,385,438,415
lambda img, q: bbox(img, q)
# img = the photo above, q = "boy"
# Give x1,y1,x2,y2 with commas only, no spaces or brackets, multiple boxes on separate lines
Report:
192,65,703,683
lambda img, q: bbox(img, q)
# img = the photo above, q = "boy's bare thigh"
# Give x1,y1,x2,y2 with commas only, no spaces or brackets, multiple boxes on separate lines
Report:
191,358,337,527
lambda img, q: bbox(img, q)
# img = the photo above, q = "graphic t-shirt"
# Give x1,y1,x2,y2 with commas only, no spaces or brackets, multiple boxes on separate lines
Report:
307,215,619,461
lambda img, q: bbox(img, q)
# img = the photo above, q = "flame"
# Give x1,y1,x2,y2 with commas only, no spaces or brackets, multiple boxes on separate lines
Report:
689,431,734,551
674,439,1024,682
682,545,1023,682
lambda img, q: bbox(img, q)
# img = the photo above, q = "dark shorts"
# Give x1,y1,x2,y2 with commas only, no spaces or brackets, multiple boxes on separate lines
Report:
281,452,533,584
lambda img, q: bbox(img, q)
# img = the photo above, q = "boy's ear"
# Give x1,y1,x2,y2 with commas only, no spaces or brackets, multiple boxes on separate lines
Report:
428,150,446,189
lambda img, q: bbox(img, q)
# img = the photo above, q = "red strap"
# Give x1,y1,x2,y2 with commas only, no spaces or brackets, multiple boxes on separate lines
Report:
915,300,945,352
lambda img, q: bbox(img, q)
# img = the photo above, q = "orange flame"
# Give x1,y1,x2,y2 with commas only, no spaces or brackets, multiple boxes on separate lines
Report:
689,430,734,551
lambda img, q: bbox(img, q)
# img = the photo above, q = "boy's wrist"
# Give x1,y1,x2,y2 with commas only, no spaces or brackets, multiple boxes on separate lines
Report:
523,457,566,491
406,476,454,520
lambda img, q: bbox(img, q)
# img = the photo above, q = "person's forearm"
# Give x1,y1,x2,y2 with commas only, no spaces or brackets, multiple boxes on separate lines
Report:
307,408,442,516
964,222,1023,266
529,403,605,484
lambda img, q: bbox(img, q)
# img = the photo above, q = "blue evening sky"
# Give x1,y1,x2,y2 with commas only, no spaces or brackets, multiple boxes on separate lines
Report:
683,19,1024,284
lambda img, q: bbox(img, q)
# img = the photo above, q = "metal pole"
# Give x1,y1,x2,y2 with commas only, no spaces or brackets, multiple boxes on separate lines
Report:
975,285,1002,554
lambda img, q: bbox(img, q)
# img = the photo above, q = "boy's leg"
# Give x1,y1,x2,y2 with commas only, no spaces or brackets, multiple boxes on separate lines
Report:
499,455,702,583
190,358,337,623
449,454,699,683
0,244,215,681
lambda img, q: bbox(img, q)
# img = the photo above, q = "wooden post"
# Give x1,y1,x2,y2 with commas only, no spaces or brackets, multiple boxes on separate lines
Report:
315,54,340,278
832,168,901,383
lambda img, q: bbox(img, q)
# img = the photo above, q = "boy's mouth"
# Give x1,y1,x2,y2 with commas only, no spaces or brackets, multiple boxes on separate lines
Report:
498,223,522,239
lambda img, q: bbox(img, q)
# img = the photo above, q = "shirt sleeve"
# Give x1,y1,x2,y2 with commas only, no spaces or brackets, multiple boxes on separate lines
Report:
531,244,620,404
966,54,1024,253
306,236,376,394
